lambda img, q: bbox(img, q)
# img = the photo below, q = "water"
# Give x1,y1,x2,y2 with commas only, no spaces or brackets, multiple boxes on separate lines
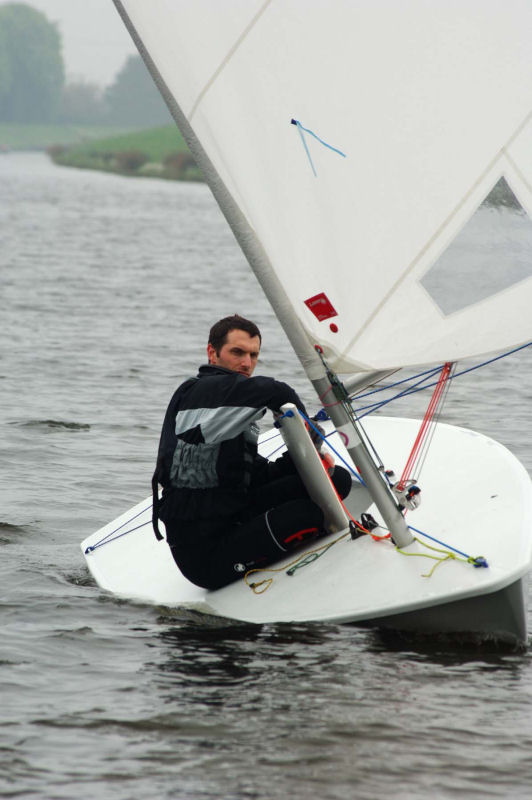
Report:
1,152,532,800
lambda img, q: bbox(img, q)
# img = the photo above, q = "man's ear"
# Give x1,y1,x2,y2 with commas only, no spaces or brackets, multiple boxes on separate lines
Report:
207,343,216,364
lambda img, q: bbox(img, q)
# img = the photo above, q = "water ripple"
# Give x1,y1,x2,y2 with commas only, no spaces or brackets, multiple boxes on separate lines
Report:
1,152,531,800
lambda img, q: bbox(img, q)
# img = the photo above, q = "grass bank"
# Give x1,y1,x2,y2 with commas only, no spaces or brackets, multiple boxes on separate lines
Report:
48,125,203,182
0,123,134,151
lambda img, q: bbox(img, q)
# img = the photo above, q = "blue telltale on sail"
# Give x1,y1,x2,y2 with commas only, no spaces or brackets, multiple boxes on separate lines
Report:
291,119,346,176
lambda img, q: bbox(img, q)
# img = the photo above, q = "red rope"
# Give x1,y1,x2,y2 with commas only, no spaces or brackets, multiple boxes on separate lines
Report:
397,362,453,490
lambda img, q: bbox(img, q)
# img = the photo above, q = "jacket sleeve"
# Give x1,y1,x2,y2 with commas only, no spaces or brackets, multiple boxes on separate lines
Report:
234,374,307,416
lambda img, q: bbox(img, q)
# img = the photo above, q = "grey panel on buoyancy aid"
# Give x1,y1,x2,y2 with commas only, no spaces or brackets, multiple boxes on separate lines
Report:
174,404,264,444
152,379,266,538
169,404,264,490
169,439,220,489
151,376,199,540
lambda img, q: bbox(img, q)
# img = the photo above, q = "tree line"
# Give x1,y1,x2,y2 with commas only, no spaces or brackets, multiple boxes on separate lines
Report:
0,3,171,126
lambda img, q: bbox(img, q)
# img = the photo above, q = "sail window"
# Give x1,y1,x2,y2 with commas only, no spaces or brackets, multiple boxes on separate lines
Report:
420,178,532,315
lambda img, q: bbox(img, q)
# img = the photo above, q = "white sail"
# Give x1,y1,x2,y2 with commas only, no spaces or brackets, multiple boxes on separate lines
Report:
113,0,532,373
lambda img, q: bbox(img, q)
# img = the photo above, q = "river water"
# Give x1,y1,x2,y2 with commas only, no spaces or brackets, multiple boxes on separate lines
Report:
1,152,532,799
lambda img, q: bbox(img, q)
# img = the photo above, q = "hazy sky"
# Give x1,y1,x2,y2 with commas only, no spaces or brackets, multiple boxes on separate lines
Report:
0,0,137,87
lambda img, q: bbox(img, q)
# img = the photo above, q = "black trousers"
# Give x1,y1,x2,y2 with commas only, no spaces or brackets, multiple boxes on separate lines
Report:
164,466,352,591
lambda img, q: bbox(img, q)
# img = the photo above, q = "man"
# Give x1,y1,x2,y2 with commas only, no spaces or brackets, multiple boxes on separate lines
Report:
153,314,351,590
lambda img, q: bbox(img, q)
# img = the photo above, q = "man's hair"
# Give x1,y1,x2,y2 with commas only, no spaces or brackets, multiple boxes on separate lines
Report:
208,314,262,354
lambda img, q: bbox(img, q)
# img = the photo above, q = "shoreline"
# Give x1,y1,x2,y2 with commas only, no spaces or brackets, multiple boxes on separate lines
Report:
0,122,203,182
48,124,202,182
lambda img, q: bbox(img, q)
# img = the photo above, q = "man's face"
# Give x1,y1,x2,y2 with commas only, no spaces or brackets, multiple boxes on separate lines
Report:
207,329,260,377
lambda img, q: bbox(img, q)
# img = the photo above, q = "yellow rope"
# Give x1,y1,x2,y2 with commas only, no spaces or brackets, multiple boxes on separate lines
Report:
245,530,481,595
244,530,352,594
396,536,472,577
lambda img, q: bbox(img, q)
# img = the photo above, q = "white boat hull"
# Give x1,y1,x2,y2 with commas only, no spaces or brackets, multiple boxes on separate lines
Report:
81,416,532,645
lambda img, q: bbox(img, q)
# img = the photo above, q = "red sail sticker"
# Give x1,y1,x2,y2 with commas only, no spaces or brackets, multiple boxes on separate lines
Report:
304,292,338,322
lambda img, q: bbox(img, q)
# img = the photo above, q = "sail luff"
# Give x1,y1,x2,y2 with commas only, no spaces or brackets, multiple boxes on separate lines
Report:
112,0,325,382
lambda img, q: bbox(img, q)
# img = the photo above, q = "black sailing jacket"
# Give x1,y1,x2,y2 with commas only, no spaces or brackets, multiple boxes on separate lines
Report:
152,364,306,530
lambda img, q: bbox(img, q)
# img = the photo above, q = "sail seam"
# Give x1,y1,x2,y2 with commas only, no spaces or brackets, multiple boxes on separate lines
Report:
344,105,532,355
505,150,532,199
189,0,273,121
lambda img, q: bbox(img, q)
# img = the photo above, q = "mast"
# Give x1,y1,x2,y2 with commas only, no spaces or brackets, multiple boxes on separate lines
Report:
318,366,414,545
312,371,413,547
112,1,413,548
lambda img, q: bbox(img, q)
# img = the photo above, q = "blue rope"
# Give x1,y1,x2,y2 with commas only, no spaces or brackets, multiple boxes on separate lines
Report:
351,342,531,418
260,428,285,445
84,503,153,553
355,366,444,401
263,441,288,460
355,367,443,417
295,409,366,485
438,340,531,383
291,118,346,176
407,525,488,568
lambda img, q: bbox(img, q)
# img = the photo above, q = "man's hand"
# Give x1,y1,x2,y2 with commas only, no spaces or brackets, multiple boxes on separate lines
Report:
308,420,326,452
320,451,335,475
